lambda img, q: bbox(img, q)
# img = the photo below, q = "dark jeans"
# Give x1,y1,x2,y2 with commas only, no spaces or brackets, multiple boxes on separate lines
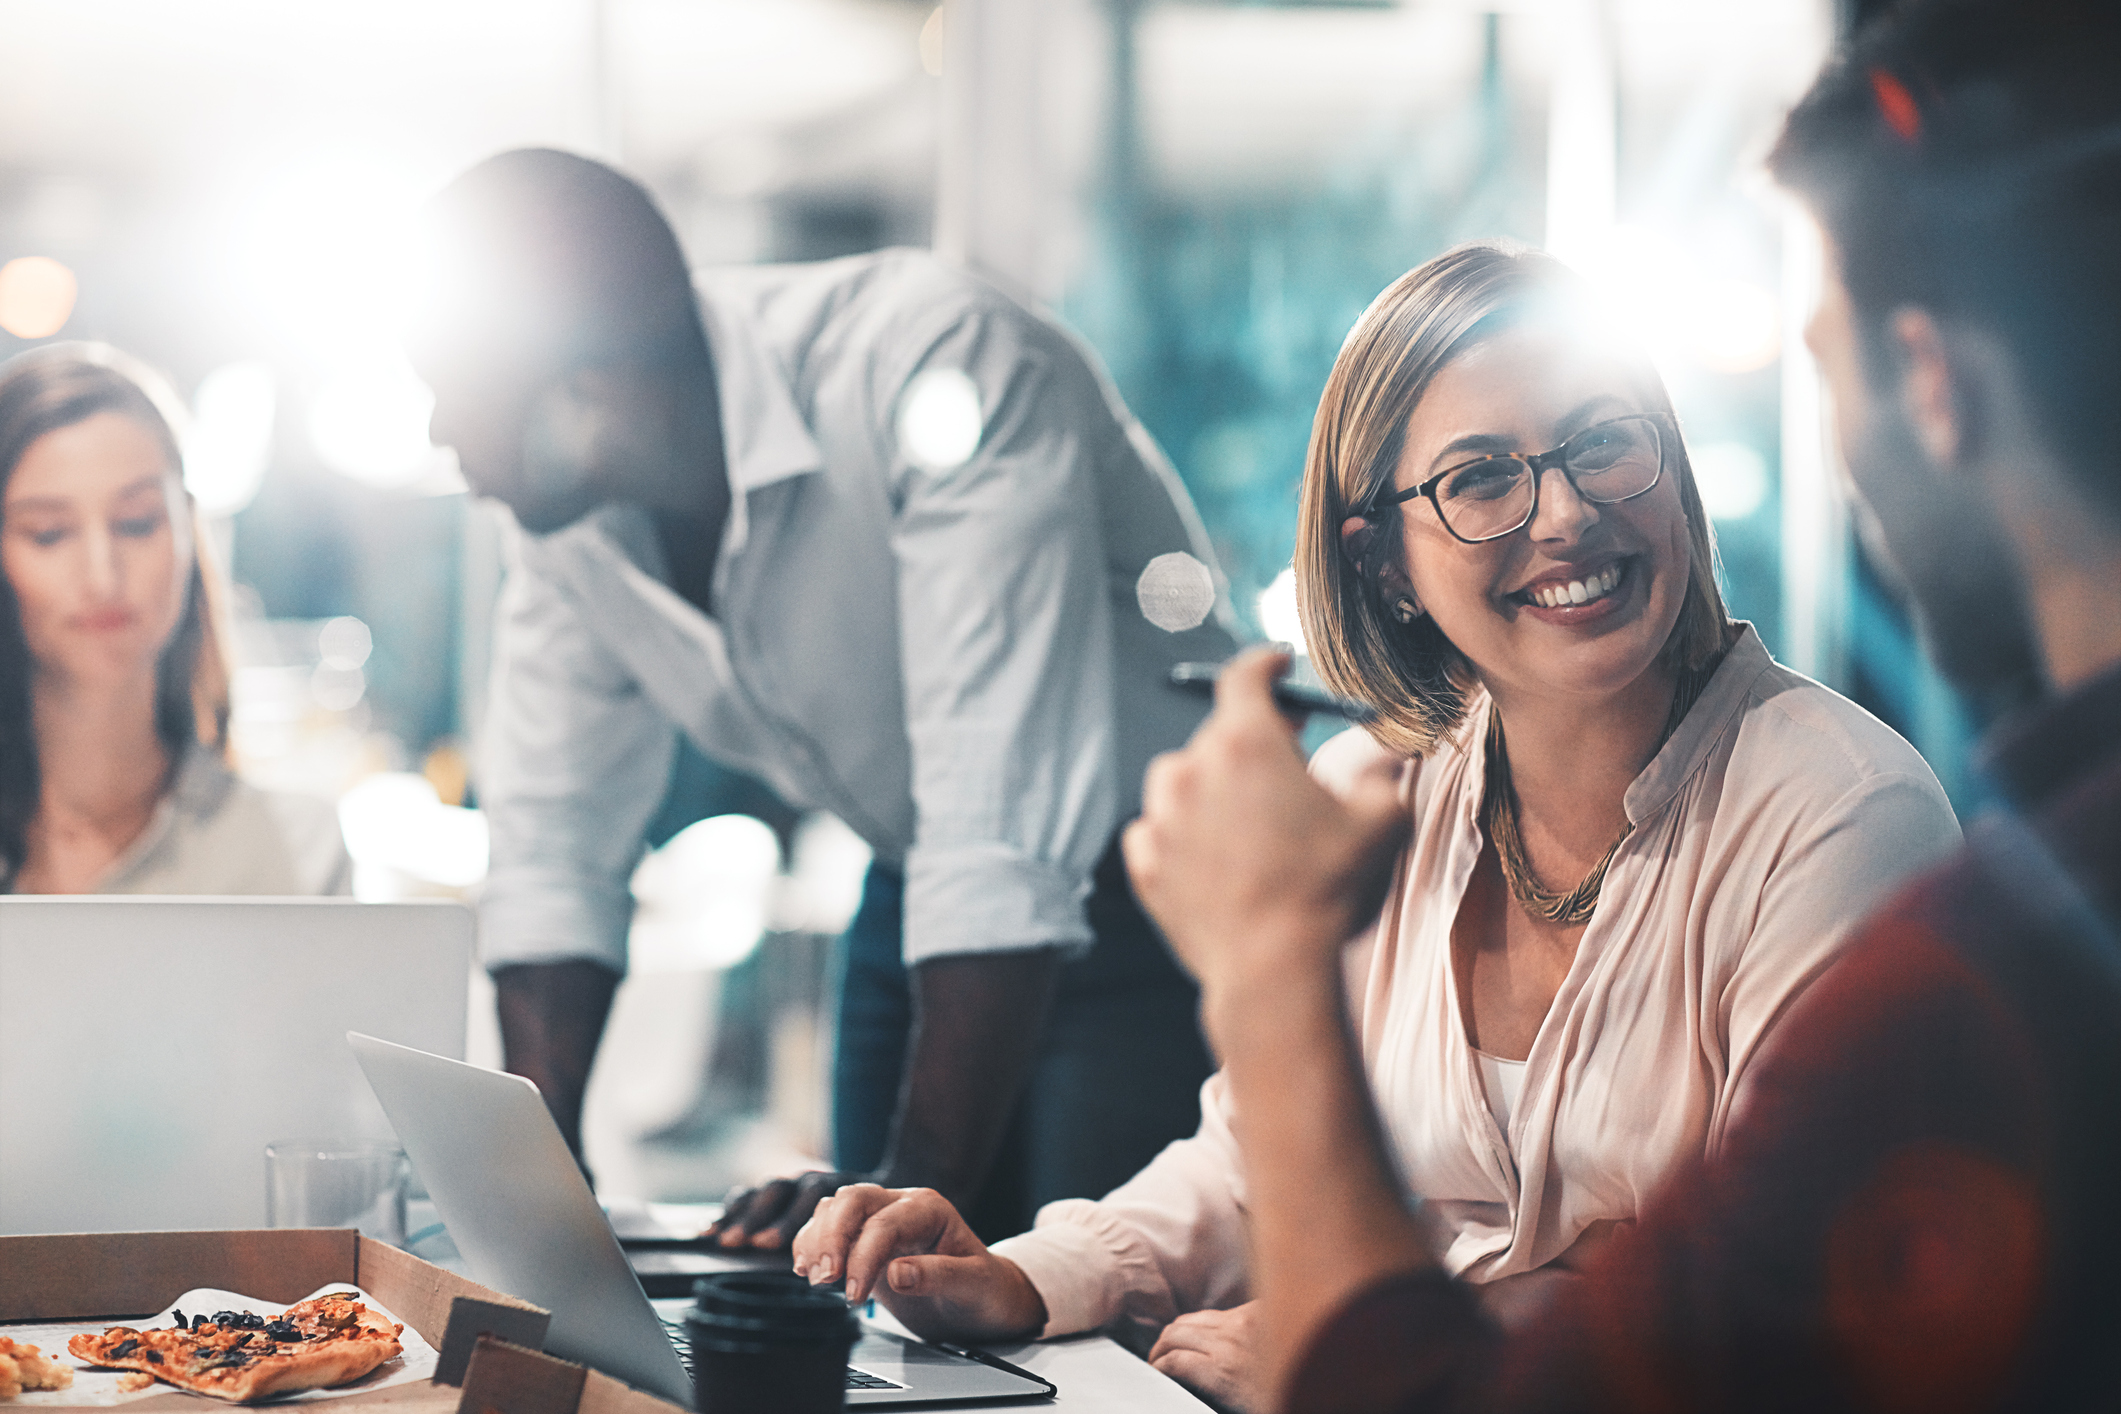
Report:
832,836,1215,1242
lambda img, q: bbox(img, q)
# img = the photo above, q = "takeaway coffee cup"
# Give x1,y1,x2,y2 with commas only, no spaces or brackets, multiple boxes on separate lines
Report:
684,1271,859,1414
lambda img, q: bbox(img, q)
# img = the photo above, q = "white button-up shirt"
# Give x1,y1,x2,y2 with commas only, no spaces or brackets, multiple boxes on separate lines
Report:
477,250,1236,975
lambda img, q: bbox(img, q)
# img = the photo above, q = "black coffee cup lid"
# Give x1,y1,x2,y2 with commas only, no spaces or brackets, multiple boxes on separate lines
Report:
688,1272,859,1342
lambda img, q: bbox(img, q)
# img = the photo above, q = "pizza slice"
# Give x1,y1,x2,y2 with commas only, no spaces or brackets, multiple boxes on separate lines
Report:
68,1293,404,1403
0,1338,76,1400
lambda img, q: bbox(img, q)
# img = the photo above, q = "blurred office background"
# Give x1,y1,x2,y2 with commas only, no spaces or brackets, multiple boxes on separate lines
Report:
0,0,1970,1200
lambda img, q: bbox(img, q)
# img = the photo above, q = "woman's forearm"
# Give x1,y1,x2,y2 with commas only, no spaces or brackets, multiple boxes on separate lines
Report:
1205,951,1438,1391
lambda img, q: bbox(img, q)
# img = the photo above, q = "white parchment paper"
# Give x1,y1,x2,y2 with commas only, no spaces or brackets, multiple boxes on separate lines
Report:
3,1285,436,1407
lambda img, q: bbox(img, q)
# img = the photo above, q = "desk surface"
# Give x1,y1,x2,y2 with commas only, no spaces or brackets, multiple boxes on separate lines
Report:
859,1306,1210,1412
977,1330,1212,1412
418,1200,1213,1412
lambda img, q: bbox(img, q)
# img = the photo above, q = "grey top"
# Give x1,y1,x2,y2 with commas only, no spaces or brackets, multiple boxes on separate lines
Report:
95,745,351,896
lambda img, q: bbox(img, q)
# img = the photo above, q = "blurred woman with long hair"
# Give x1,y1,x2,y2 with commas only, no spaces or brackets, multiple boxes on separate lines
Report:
0,343,346,894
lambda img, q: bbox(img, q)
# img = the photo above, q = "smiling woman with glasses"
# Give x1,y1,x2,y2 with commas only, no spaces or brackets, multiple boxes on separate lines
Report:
781,240,1967,1414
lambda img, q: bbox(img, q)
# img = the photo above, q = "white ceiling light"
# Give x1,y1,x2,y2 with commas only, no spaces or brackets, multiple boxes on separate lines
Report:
185,361,275,518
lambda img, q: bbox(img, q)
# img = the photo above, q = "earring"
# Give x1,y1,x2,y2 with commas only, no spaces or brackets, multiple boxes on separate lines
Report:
1393,597,1420,624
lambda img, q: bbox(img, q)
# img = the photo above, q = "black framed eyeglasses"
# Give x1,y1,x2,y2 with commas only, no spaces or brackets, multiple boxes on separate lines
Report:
1362,412,1672,545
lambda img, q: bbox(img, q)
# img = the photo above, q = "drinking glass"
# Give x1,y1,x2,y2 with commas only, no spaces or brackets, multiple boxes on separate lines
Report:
264,1139,409,1246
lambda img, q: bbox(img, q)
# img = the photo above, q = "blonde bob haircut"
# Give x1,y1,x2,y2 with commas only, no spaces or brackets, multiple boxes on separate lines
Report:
1296,241,1733,758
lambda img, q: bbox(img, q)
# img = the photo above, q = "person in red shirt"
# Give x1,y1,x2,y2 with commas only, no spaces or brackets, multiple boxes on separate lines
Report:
1112,1,2121,1410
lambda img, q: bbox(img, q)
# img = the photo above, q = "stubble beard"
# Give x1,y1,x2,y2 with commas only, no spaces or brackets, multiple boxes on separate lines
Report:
1846,404,2047,721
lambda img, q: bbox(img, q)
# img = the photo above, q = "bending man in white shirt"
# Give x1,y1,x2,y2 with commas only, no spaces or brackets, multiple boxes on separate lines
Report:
406,149,1236,1244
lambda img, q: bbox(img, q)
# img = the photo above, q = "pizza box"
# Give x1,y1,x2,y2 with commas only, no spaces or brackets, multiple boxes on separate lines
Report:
0,1230,691,1414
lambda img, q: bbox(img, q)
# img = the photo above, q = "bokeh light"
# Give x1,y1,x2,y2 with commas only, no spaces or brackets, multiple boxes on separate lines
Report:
1568,226,1782,378
307,353,452,490
0,256,78,339
185,362,276,518
1691,441,1771,522
897,367,984,473
318,616,374,671
226,152,437,358
311,662,367,713
337,771,489,895
630,814,784,973
1257,565,1306,654
918,5,946,77
1690,279,1782,375
1137,551,1216,633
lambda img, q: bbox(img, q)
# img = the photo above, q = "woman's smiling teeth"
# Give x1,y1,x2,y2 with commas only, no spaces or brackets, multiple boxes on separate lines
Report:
1522,561,1624,609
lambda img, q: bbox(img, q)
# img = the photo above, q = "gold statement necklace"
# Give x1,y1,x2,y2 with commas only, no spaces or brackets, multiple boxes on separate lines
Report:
1481,659,1717,926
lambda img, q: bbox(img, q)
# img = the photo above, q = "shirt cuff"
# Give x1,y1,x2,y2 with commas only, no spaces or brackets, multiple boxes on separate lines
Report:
901,844,1095,966
478,873,632,975
990,1205,1125,1338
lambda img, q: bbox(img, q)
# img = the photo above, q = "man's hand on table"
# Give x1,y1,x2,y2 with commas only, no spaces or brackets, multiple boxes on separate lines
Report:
707,1170,867,1250
1148,1302,1268,1414
790,1184,1047,1343
1123,647,1408,1023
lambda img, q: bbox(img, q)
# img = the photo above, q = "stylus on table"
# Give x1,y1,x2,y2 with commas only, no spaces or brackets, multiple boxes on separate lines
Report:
1169,661,1378,724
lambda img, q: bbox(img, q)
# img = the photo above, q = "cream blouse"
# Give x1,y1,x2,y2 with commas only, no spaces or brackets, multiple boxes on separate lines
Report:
992,626,1961,1342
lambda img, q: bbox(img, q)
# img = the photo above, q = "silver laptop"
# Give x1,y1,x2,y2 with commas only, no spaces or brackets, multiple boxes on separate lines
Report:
0,898,472,1235
348,1033,1053,1408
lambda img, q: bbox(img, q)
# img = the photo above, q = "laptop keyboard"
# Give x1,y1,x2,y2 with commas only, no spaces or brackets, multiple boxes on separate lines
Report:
662,1319,906,1392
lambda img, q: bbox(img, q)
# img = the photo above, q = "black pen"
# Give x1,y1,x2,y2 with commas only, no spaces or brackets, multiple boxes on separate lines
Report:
1169,661,1379,724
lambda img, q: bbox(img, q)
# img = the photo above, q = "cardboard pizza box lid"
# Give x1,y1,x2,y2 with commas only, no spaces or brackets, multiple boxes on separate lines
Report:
0,1230,679,1414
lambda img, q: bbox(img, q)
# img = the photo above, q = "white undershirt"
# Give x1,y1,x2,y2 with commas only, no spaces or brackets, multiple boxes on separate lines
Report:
1474,1049,1528,1139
